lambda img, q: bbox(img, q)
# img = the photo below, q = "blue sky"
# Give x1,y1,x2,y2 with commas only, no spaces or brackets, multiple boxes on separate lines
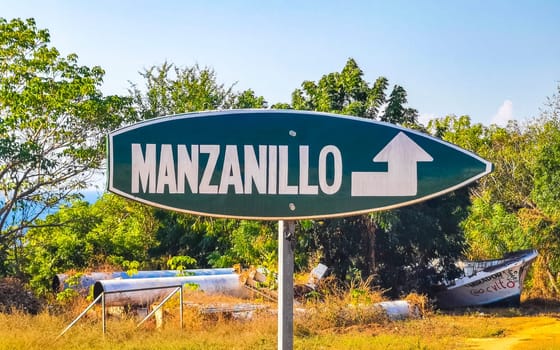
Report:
3,0,560,126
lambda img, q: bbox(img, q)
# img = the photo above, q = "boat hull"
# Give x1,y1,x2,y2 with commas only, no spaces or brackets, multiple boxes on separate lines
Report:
436,250,537,309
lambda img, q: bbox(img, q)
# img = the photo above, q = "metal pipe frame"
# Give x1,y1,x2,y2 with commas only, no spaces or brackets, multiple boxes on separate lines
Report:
57,293,104,339
136,286,183,329
58,284,185,338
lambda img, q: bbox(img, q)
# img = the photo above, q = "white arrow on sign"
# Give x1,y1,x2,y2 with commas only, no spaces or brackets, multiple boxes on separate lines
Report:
351,132,433,196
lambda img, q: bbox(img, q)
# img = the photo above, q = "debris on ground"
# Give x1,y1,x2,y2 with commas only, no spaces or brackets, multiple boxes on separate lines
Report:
0,277,42,314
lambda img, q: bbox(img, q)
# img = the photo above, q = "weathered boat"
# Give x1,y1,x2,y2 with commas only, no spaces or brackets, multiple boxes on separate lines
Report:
435,249,538,309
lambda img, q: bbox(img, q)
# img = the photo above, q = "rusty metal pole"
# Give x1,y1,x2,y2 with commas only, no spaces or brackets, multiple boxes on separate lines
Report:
278,220,295,350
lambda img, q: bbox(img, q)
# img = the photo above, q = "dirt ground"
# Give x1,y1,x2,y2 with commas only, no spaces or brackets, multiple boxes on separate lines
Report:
466,315,560,349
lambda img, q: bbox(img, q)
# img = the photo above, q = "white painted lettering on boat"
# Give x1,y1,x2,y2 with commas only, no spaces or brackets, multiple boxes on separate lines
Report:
469,280,517,296
468,269,519,296
466,269,519,288
131,144,343,195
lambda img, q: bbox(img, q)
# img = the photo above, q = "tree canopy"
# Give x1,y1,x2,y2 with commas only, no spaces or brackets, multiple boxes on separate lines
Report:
285,59,469,296
428,89,560,297
0,18,131,275
129,61,266,120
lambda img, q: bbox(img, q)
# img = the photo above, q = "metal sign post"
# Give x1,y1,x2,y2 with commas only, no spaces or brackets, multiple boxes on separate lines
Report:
278,220,295,350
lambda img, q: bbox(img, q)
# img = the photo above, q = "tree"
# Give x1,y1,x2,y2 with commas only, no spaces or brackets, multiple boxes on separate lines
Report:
148,210,219,268
523,89,560,296
0,18,131,275
461,193,526,259
532,115,560,218
381,85,418,126
430,91,560,297
427,116,531,258
288,59,469,296
365,77,389,119
290,58,387,118
373,188,470,296
129,62,266,120
24,194,159,295
128,62,271,270
298,216,377,280
211,220,277,270
235,89,268,109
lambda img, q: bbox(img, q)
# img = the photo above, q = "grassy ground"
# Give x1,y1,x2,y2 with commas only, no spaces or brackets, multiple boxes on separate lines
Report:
0,304,559,350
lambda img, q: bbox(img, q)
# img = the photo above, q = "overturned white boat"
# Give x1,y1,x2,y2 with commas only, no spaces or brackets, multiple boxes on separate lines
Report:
436,249,538,309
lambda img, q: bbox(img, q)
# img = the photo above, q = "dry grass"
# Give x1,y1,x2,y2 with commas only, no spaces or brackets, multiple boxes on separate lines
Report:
0,291,559,350
2,307,560,350
294,276,389,334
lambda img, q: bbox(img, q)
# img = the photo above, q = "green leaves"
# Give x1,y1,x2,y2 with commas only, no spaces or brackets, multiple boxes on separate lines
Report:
23,194,158,294
0,17,131,266
532,118,560,218
129,62,266,120
462,194,526,259
290,58,373,117
287,58,419,126
432,90,560,296
381,85,418,126
166,256,197,272
284,58,467,296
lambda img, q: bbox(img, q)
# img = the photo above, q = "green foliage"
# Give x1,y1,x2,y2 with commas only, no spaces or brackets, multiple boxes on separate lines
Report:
290,58,388,119
235,89,268,109
462,194,526,259
349,287,372,306
428,115,532,210
0,18,132,275
147,211,247,270
23,194,158,295
288,58,418,125
432,88,560,296
166,255,197,271
55,287,80,303
148,212,209,267
289,58,468,296
55,273,82,303
129,62,231,119
122,260,140,276
373,189,470,296
365,77,389,118
300,196,466,298
208,220,277,271
431,116,538,259
531,118,560,218
381,85,418,126
270,102,291,109
427,115,491,157
298,216,377,281
129,61,266,120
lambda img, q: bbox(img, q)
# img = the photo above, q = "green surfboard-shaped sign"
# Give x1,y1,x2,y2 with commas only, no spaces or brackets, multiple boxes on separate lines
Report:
107,110,492,220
